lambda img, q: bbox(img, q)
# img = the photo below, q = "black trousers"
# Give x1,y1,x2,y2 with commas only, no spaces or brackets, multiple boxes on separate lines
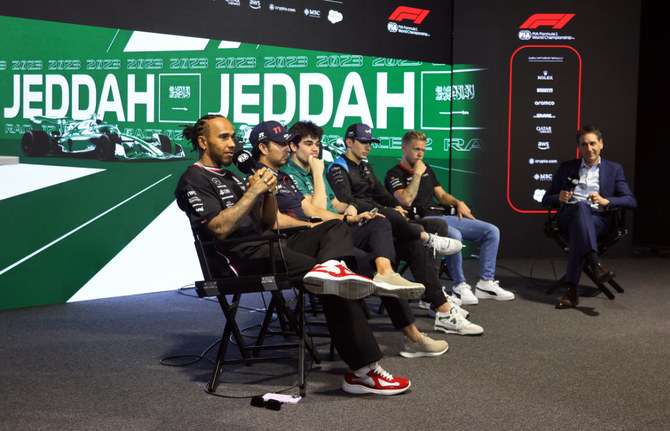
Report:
376,210,450,309
229,219,383,370
395,237,447,309
378,207,424,241
412,217,449,275
350,218,416,330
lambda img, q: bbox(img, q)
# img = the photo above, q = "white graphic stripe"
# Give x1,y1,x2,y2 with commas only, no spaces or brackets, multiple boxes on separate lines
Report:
124,31,209,52
0,175,171,276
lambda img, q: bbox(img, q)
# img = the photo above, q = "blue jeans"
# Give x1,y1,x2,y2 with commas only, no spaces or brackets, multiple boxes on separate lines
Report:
425,215,500,284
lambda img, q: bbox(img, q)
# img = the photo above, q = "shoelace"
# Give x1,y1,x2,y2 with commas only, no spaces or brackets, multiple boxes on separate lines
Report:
426,233,437,258
372,366,394,381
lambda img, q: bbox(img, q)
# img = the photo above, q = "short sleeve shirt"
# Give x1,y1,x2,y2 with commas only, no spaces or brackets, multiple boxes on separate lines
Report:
174,163,265,241
385,163,440,208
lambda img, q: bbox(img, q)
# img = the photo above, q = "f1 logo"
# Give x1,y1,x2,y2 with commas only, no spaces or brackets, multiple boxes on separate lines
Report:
388,6,430,24
519,13,575,29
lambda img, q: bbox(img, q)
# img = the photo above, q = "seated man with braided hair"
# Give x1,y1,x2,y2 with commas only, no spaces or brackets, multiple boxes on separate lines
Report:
174,114,417,395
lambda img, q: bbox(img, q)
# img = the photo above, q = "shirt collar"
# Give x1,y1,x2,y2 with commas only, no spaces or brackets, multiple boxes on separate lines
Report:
286,158,311,176
256,162,278,176
580,157,601,170
194,162,227,175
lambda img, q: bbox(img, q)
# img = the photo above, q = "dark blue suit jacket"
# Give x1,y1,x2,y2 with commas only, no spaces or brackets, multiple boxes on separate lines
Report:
542,158,637,210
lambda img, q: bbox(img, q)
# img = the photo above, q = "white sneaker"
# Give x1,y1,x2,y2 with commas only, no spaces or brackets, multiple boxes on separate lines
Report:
372,272,425,299
303,260,375,300
425,234,462,256
445,293,462,307
400,333,448,358
475,280,515,301
434,308,483,336
452,282,478,305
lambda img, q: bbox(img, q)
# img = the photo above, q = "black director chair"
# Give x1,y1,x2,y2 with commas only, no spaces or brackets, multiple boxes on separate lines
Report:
543,206,629,299
192,228,321,397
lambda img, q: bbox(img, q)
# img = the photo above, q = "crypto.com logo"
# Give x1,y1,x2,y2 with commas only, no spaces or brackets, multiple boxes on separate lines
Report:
519,13,575,29
388,6,430,24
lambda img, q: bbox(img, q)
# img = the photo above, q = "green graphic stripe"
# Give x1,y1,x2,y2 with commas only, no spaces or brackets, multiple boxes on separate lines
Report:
0,175,171,277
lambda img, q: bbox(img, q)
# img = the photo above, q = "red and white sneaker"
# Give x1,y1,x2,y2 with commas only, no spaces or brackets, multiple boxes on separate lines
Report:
341,364,411,395
302,260,376,299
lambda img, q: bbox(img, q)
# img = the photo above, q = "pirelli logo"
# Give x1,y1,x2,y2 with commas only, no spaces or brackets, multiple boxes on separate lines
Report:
519,13,575,29
388,6,430,24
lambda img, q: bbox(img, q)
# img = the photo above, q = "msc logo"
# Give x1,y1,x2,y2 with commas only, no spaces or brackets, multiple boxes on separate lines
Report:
388,6,430,24
519,13,575,29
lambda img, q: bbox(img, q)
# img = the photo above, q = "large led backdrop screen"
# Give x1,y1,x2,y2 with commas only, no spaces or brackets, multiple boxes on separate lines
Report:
0,0,640,309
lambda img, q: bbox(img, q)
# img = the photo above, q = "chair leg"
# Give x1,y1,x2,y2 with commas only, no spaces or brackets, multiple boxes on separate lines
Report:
207,294,249,393
438,257,452,280
583,266,616,300
297,292,306,397
608,278,624,293
270,290,322,364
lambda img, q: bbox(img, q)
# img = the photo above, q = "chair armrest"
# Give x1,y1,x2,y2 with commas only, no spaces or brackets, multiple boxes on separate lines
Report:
273,226,310,236
199,232,286,248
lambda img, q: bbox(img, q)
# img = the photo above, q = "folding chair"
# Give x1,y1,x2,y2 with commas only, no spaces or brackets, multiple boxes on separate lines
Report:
543,206,629,299
192,229,321,396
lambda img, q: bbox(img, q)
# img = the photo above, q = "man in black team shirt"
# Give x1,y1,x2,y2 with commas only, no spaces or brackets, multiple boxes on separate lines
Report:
174,114,413,395
327,123,483,336
386,130,514,305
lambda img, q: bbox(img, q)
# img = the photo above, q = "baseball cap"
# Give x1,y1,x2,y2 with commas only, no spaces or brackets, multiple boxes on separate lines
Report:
345,123,380,143
249,121,300,149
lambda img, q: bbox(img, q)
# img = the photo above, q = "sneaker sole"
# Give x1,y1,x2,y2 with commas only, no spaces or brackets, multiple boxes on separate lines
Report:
303,276,375,300
341,381,410,395
435,242,463,256
434,325,483,336
373,282,425,299
475,289,515,301
399,345,448,358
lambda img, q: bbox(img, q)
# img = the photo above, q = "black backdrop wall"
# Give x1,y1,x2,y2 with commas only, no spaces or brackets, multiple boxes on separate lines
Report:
0,0,645,261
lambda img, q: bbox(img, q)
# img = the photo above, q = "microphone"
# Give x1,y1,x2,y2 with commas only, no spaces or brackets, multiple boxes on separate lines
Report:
233,149,277,195
564,174,579,191
233,149,257,174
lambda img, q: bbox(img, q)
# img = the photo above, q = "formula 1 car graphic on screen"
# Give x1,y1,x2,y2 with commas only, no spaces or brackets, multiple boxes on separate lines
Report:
20,115,185,161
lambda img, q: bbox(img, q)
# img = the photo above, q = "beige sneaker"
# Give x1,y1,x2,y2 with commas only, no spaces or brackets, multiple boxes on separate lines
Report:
372,272,425,299
400,333,449,358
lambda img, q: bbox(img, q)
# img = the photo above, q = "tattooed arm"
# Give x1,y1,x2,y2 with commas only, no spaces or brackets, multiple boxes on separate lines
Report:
206,168,277,240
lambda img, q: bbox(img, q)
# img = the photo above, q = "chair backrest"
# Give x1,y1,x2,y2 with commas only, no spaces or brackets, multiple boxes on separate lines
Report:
191,228,236,281
190,228,293,298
